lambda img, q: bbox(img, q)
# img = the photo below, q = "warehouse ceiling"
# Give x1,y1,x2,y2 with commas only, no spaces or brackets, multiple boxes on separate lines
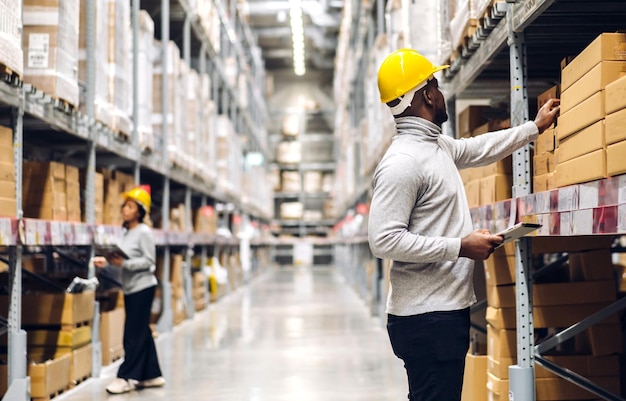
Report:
246,0,343,73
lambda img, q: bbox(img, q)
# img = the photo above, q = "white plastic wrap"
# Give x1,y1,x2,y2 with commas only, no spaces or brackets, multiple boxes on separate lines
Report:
137,10,155,151
0,0,23,76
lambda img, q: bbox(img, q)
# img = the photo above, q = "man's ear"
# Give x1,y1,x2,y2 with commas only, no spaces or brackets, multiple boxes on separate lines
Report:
422,89,434,106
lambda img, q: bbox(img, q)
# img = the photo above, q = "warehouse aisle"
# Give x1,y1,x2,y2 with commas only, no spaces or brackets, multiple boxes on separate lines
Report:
58,266,407,401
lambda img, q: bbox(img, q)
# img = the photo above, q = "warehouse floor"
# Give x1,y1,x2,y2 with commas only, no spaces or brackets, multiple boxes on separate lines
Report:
57,266,407,400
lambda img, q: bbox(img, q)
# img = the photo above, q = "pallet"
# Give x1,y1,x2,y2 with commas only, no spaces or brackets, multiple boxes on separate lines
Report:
0,63,22,87
32,385,70,401
22,83,77,115
71,373,91,388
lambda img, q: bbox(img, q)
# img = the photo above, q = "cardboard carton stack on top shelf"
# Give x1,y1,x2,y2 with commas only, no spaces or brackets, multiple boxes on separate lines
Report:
605,65,626,176
0,126,16,217
23,161,68,221
153,40,181,165
23,0,79,107
137,11,155,152
485,236,622,400
555,33,626,188
0,0,23,78
106,0,132,137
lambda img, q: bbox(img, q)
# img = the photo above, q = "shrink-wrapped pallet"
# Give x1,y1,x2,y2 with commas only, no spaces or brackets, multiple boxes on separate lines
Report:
107,0,131,136
0,0,23,78
152,41,181,161
137,11,155,151
24,0,79,106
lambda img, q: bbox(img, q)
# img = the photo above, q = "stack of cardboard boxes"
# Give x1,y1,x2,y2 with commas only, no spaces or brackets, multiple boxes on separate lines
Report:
23,161,71,221
484,237,622,400
192,270,207,312
605,68,626,176
23,0,79,107
0,0,23,78
533,87,558,192
193,205,218,235
101,169,134,226
0,127,16,217
555,33,626,188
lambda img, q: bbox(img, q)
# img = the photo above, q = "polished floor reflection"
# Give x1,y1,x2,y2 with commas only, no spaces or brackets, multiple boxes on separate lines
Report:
57,266,407,401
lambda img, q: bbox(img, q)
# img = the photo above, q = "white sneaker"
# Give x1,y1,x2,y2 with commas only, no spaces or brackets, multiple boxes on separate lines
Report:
106,378,135,394
136,376,165,389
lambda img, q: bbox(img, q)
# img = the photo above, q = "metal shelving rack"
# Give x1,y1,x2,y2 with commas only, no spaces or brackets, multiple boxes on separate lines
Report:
440,1,626,400
0,0,272,398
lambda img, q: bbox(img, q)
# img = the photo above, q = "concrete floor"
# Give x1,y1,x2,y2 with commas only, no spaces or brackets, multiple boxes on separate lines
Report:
57,266,407,401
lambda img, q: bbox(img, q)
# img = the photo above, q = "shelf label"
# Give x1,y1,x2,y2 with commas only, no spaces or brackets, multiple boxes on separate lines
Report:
572,209,593,235
579,181,600,209
28,33,50,68
557,186,579,212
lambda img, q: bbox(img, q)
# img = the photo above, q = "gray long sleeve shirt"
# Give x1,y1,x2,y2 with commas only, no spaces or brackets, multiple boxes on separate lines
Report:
118,223,158,295
368,117,538,316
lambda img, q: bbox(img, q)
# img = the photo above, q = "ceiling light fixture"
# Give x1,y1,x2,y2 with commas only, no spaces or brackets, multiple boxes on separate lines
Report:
289,0,306,76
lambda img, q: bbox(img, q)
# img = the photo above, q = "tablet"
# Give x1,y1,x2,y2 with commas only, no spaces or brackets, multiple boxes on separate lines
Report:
95,244,130,260
494,222,542,248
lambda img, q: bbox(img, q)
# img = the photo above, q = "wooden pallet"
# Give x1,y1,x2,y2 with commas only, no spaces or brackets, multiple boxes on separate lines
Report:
32,385,70,401
0,63,21,86
71,373,91,388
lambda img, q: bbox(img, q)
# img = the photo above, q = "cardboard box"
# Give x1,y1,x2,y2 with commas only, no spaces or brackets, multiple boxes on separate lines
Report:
0,161,15,182
605,73,626,114
607,139,626,176
534,302,617,329
0,290,94,326
555,149,606,188
569,250,615,281
461,353,488,401
486,306,515,330
0,126,13,147
100,307,125,365
482,156,513,176
479,174,512,205
556,91,604,141
487,325,516,360
555,120,604,164
537,85,559,110
458,105,490,137
29,353,72,398
534,281,616,306
71,343,92,384
0,196,17,217
605,107,626,145
483,250,516,287
488,355,515,379
535,128,555,155
576,324,623,356
533,172,555,193
532,236,612,254
561,33,626,91
486,372,507,400
486,284,515,308
27,325,91,348
465,179,481,208
533,152,556,176
560,61,626,113
0,144,14,164
471,121,489,137
536,376,620,401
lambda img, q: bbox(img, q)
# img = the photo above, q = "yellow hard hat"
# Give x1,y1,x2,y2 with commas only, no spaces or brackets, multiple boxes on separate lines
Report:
377,49,449,103
122,185,151,213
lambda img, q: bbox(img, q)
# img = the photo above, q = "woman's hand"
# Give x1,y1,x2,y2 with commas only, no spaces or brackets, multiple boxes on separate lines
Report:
108,253,125,267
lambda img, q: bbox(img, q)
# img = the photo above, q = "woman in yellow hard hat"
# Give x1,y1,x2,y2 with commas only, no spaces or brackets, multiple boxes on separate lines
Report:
369,49,560,401
93,185,165,394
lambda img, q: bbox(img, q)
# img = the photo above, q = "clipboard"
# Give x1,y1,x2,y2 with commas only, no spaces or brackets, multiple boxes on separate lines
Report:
494,222,541,249
95,244,130,260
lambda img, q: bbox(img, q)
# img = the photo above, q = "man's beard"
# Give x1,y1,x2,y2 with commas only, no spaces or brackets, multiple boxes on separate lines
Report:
434,108,448,127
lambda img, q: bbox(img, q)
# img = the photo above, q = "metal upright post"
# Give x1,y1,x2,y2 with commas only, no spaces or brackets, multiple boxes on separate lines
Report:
156,0,173,333
4,74,30,401
183,188,195,318
199,195,209,306
132,0,141,183
508,10,535,401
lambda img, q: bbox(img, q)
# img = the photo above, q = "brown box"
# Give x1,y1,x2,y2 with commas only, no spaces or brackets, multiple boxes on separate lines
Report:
0,161,15,182
464,179,481,208
536,376,620,400
557,91,604,141
27,325,91,348
486,284,515,308
482,155,513,176
533,281,616,306
537,85,559,110
531,236,612,254
560,61,626,113
461,353,488,401
533,152,556,176
71,343,92,384
555,149,606,188
29,353,72,399
487,372,507,400
533,172,555,193
471,121,489,137
555,120,604,164
486,306,515,330
0,290,94,326
458,105,490,137
569,250,615,281
534,302,617,329
576,324,623,356
0,196,17,217
479,174,512,205
605,107,626,145
100,307,125,365
0,126,13,147
487,325,516,360
483,250,516,287
607,139,626,176
488,356,515,379
0,144,14,165
561,33,626,91
535,128,555,155
605,72,626,114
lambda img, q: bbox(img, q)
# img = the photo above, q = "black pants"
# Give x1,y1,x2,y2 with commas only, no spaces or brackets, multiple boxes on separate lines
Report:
118,285,162,381
387,308,470,401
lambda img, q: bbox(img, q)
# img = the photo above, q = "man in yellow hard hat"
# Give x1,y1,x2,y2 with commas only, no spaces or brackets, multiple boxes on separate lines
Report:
368,49,559,401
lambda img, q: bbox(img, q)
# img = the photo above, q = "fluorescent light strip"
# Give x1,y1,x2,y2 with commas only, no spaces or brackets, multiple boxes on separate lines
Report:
289,0,306,76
